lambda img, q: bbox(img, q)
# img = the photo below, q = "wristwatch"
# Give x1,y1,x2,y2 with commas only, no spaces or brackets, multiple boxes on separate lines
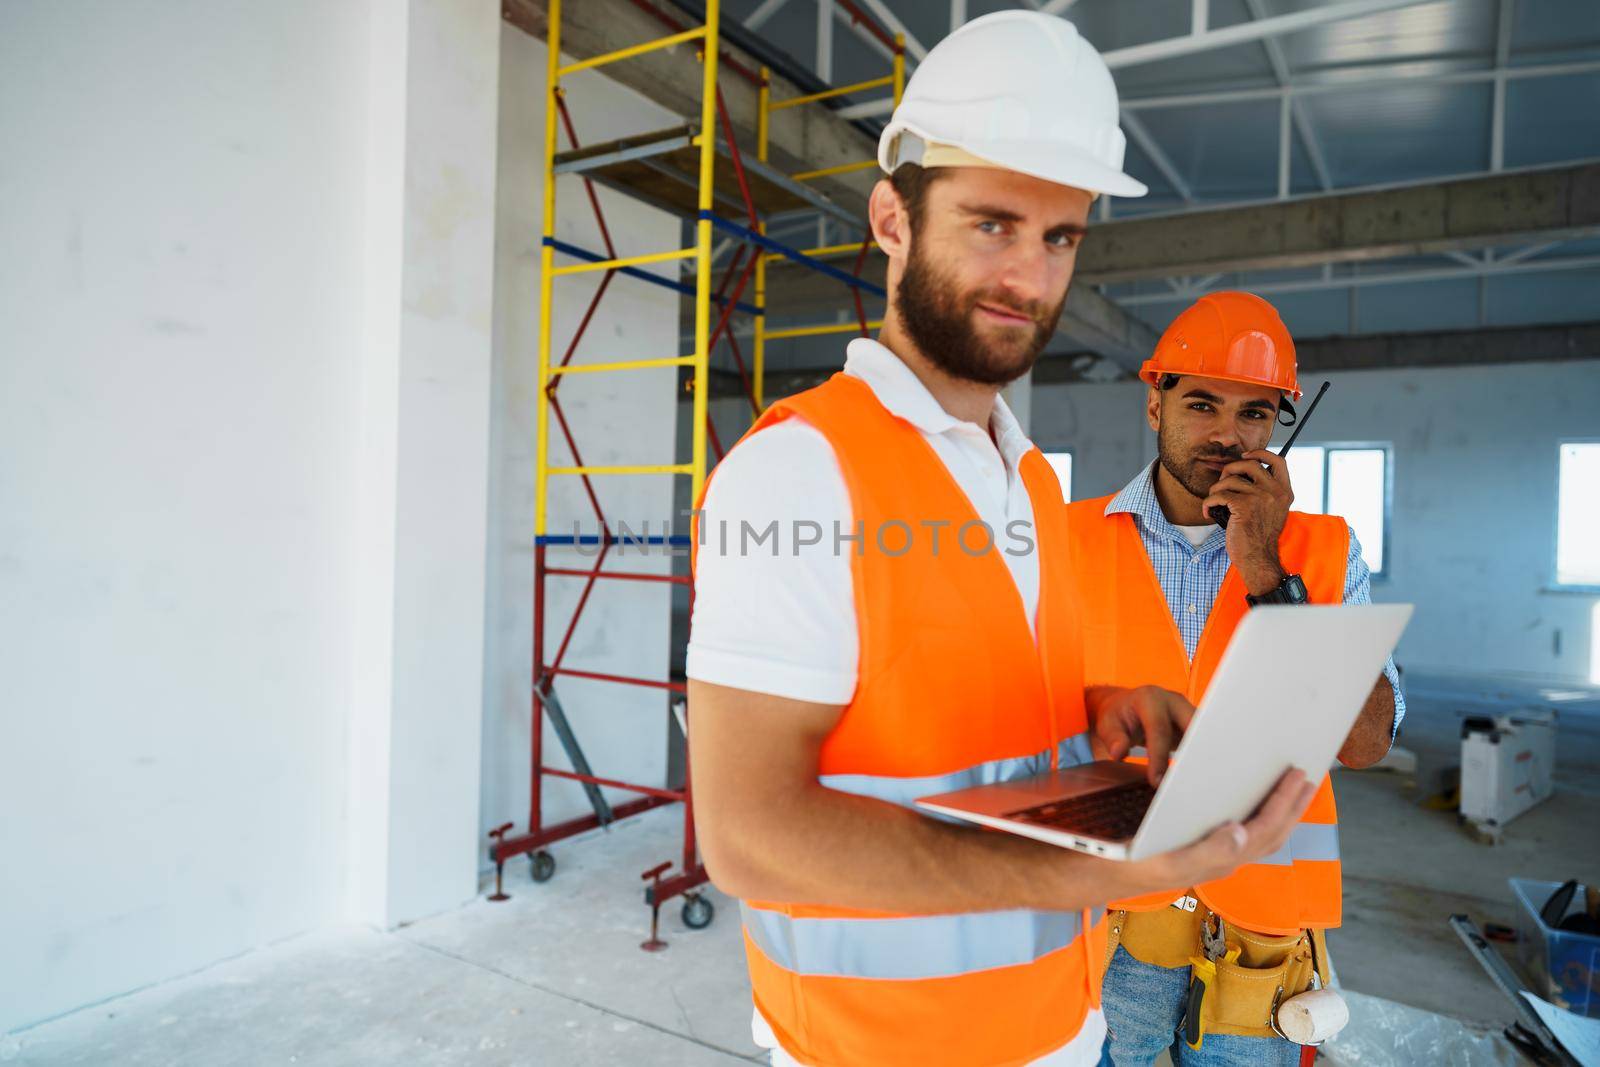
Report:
1246,573,1309,606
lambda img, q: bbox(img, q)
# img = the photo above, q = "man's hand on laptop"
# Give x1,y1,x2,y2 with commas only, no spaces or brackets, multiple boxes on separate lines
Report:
1086,684,1195,785
1115,769,1318,897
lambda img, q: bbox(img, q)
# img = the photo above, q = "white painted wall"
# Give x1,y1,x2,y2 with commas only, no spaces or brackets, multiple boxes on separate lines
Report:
1031,359,1600,682
0,0,367,1032
0,0,501,1032
481,30,682,862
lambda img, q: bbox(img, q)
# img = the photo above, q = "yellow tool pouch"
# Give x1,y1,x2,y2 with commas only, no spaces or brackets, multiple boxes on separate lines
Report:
1203,927,1317,1039
1109,902,1331,1043
1104,901,1203,971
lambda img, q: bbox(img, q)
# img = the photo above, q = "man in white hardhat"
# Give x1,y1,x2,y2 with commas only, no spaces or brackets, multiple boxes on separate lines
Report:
687,12,1316,1066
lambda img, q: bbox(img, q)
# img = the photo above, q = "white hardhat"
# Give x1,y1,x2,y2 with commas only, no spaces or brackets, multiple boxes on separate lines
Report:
878,11,1147,199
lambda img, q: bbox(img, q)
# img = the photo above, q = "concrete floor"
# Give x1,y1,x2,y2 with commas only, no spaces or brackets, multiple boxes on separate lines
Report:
1329,671,1600,1028
7,676,1599,1065
1328,766,1600,1022
5,810,760,1066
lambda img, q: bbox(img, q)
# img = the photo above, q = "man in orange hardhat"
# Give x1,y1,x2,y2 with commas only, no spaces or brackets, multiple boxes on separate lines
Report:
687,13,1321,1067
1062,290,1405,1065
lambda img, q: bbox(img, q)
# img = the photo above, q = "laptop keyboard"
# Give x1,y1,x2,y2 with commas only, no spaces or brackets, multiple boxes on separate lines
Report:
1005,779,1157,842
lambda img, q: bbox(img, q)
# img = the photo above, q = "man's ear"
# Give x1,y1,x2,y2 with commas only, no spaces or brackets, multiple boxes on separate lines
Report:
869,178,910,262
1146,385,1162,433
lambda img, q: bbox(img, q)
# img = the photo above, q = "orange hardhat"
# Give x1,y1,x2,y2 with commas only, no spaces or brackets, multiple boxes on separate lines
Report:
1139,291,1302,402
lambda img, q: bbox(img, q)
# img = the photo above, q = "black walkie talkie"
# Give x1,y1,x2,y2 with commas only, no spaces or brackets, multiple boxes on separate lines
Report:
1208,380,1332,529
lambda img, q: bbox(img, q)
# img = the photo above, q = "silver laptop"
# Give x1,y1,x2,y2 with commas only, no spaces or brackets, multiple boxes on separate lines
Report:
915,604,1413,861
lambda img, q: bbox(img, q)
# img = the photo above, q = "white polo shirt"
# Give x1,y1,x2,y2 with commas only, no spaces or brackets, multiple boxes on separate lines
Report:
689,337,1042,700
687,337,1106,1067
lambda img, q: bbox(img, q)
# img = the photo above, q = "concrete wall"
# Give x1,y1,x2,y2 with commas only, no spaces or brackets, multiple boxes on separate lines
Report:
0,0,366,1031
0,0,501,1032
1031,359,1600,683
480,30,681,860
349,0,500,931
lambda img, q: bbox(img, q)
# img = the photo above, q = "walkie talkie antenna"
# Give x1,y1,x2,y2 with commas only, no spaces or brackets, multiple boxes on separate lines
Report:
1275,380,1331,459
1209,380,1332,529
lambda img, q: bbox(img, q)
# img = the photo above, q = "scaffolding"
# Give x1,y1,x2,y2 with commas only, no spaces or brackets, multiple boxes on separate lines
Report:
487,0,902,943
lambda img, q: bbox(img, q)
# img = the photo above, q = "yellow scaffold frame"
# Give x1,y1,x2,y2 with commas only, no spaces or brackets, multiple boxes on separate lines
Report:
534,0,721,537
751,35,905,409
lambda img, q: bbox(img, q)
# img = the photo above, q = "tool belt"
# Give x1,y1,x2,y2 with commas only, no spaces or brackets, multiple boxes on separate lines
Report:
1104,896,1331,1041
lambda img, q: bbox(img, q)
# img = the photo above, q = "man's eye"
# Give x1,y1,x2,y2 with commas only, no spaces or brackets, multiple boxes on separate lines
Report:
1048,233,1077,248
1189,403,1213,413
1243,410,1267,420
977,220,1003,234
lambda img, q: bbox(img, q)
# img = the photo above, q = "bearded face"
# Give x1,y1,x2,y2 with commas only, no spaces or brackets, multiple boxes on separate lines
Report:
1157,414,1244,500
894,238,1067,386
1151,377,1283,502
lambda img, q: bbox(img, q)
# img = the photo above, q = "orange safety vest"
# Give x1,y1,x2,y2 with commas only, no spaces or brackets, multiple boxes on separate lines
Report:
696,373,1103,1067
1064,494,1350,935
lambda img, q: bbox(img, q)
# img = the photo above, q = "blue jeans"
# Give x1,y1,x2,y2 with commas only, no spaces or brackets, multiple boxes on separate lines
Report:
1100,946,1300,1066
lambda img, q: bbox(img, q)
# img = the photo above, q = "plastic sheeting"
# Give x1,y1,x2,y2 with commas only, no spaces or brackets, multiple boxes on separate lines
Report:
1321,989,1529,1066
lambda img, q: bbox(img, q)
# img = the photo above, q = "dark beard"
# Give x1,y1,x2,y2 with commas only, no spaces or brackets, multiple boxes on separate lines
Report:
894,243,1066,386
1158,419,1242,503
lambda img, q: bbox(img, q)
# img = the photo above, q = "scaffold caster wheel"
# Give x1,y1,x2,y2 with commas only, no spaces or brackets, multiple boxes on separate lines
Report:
530,850,556,883
682,893,714,930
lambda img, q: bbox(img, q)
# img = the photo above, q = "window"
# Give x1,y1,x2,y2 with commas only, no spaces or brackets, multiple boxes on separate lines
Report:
1592,603,1600,687
1284,445,1390,576
1556,442,1600,587
1043,451,1073,502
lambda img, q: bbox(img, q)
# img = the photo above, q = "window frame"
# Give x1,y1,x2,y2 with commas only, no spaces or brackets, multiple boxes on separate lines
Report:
1552,437,1600,593
1288,440,1394,581
1041,448,1075,503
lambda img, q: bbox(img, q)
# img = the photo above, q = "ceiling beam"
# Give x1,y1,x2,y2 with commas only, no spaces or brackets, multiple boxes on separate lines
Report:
1112,252,1600,306
1030,321,1600,383
743,0,790,32
1242,0,1331,191
1122,57,1600,111
833,3,897,64
1496,241,1559,266
503,0,879,215
846,0,928,61
1076,161,1600,283
1100,0,1433,70
1055,284,1162,368
833,47,1600,125
834,0,1460,124
816,0,834,83
1491,0,1515,172
1119,109,1193,203
1295,321,1600,372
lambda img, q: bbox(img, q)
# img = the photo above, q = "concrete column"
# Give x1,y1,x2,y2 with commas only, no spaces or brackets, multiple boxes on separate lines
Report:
347,0,502,929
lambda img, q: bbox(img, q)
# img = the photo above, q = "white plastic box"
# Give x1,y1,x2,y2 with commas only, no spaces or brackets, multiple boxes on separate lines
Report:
1459,707,1556,831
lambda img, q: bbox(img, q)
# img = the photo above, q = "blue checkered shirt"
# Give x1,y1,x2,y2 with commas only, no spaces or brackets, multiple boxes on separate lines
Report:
1105,462,1406,737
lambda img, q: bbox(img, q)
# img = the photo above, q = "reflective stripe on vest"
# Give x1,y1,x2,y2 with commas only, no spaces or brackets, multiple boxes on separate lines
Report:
743,904,1085,981
1256,822,1340,866
700,373,1099,1067
1063,495,1350,934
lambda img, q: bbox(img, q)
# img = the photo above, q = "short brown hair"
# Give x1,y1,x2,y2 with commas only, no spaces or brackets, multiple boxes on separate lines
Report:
888,163,951,233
